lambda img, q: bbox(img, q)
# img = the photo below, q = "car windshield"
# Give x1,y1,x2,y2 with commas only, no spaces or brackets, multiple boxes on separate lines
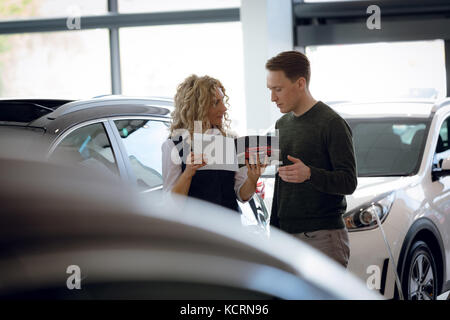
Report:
346,118,430,177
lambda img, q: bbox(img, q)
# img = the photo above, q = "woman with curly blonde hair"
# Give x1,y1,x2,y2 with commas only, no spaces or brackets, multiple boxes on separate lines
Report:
170,74,231,138
161,74,264,212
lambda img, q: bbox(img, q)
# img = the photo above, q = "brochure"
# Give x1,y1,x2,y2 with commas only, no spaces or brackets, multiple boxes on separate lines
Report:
191,133,280,172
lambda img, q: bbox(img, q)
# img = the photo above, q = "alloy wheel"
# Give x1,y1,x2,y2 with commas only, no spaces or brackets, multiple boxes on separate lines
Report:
408,252,435,300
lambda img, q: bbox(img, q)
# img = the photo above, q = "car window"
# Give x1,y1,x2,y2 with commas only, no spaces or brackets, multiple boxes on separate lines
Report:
433,116,450,168
113,119,169,191
437,117,449,152
0,101,52,122
50,122,119,176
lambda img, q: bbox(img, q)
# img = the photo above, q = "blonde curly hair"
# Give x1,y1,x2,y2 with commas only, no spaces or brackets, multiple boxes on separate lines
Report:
170,74,231,140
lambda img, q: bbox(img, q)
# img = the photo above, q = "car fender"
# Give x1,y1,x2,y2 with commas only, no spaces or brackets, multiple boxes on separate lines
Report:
396,217,446,297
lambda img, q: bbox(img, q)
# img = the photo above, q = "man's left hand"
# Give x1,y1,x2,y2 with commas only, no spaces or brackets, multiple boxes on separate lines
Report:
278,155,311,183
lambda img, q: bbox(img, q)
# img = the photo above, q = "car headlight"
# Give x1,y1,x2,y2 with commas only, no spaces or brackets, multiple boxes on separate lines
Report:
343,192,395,231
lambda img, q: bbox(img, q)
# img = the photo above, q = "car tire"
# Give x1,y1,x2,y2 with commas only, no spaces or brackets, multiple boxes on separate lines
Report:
401,240,438,300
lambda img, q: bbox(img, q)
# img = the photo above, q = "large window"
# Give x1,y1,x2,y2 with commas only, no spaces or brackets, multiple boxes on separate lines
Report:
120,22,246,134
0,0,106,20
119,0,240,13
0,30,111,99
306,40,446,101
0,1,245,134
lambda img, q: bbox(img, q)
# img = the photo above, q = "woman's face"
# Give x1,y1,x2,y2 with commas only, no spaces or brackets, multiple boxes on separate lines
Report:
207,87,227,127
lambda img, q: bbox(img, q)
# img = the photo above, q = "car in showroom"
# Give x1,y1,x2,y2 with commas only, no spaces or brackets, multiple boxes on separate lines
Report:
261,99,450,300
0,97,269,233
0,157,380,300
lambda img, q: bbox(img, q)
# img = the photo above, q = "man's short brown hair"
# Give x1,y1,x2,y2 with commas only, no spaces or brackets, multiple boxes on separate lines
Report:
266,50,311,86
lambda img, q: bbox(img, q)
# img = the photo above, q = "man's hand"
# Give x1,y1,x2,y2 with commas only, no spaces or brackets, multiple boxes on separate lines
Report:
278,155,311,183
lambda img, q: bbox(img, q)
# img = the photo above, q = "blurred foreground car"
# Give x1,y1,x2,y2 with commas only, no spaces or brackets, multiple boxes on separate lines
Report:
0,158,379,299
0,97,268,232
262,99,450,300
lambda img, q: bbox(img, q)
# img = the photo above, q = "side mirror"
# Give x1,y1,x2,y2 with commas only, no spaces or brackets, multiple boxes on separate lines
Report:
432,157,450,181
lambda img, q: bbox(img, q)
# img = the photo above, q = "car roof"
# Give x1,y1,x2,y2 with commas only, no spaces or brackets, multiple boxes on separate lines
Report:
263,99,450,134
46,95,173,120
330,99,440,119
0,96,173,130
37,96,174,134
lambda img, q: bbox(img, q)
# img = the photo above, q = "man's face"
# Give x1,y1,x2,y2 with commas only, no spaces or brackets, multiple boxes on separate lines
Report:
267,70,303,114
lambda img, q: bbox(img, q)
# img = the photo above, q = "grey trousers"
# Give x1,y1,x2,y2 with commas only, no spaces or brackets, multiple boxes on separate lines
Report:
293,228,350,268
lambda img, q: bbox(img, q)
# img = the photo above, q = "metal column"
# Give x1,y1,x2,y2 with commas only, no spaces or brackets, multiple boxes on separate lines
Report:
445,40,450,97
108,0,122,95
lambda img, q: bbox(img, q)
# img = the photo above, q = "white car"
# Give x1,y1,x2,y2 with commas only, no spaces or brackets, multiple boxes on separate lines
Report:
262,99,450,300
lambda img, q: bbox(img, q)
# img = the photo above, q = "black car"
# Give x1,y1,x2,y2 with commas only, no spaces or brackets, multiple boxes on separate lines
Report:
0,96,269,230
0,158,379,300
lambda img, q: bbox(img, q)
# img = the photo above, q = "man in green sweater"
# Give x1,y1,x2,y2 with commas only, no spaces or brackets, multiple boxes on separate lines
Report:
266,51,357,267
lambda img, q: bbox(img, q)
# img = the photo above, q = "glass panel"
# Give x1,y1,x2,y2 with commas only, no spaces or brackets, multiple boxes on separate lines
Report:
438,118,449,152
0,101,51,122
119,22,246,135
0,0,107,20
347,118,428,176
0,30,111,99
306,40,446,101
119,0,240,13
114,119,170,191
50,122,120,176
434,118,450,169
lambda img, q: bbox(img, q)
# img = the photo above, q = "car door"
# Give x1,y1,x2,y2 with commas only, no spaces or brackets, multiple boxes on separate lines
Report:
109,117,170,194
428,114,450,256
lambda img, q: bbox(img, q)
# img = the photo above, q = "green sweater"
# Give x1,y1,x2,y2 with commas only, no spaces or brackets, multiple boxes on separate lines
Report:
270,101,357,234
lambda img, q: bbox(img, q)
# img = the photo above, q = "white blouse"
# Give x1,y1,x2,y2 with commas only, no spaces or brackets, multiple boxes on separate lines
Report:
161,139,251,203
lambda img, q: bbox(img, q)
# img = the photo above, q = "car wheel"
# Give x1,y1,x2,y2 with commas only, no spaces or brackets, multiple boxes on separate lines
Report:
402,240,438,300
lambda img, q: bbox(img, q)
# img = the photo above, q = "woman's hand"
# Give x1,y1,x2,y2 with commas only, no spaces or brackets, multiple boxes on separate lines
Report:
184,152,208,178
239,153,268,202
172,152,207,196
245,153,267,184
